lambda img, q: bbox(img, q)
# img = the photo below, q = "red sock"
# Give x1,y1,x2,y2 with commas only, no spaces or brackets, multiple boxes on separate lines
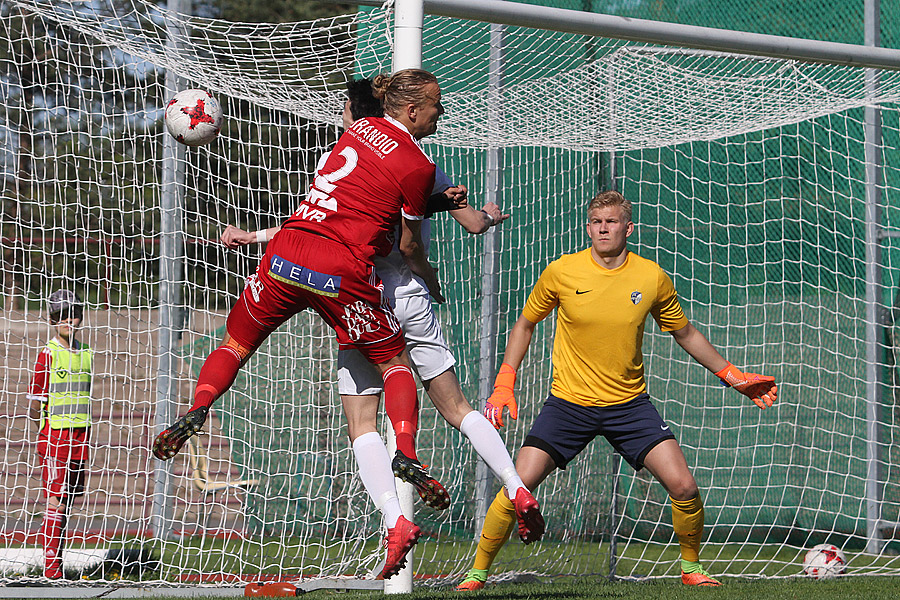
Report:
382,364,418,460
41,505,65,578
189,346,242,411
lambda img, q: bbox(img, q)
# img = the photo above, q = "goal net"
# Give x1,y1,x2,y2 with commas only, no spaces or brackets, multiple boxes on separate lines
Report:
4,0,900,589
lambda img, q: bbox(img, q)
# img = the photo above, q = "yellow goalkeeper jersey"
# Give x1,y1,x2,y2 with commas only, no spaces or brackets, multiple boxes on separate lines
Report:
521,248,689,407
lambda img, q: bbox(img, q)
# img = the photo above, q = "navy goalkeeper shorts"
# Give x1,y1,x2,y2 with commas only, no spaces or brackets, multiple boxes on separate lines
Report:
523,392,676,471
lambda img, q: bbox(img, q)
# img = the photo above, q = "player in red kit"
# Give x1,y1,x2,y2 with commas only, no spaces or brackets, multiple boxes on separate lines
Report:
153,69,446,579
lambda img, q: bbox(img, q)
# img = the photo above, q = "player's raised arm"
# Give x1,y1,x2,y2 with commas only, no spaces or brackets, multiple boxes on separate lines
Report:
668,322,777,409
715,362,777,409
442,184,468,208
484,314,537,428
220,224,280,248
450,198,510,234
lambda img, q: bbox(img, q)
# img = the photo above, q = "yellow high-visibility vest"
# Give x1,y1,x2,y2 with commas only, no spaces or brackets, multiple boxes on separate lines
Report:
47,338,92,429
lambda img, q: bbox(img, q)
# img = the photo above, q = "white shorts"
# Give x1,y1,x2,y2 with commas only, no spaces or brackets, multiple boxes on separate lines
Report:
337,294,456,395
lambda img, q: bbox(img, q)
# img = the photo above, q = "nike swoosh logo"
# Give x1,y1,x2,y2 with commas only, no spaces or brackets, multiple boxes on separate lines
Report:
661,425,670,431
575,289,591,295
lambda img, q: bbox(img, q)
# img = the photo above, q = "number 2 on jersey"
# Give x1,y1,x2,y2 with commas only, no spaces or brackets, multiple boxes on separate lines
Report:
296,147,358,222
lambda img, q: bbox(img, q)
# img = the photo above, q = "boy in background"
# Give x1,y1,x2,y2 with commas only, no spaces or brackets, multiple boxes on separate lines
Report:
27,290,92,579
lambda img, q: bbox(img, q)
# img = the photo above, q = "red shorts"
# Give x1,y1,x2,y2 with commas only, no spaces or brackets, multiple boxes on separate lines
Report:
37,427,89,499
226,230,405,364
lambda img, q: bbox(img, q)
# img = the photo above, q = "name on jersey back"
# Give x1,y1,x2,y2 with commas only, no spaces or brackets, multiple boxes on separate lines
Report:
349,118,399,158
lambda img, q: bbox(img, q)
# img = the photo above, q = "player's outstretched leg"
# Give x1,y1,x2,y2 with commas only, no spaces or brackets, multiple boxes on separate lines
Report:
671,494,719,585
382,515,421,579
455,490,518,592
391,449,450,510
152,406,209,460
511,487,545,544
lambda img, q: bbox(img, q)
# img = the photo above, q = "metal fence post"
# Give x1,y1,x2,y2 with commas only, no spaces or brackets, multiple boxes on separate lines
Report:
151,0,188,542
474,22,506,536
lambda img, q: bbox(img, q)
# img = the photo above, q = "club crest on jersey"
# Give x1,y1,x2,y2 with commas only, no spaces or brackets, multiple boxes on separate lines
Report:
630,291,643,305
342,300,380,342
269,255,341,297
243,273,264,303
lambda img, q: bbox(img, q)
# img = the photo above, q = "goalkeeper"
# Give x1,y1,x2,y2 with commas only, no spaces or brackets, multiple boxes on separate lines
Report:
456,191,777,590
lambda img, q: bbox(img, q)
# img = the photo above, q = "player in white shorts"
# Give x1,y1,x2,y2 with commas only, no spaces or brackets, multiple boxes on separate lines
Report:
337,164,474,396
221,78,545,542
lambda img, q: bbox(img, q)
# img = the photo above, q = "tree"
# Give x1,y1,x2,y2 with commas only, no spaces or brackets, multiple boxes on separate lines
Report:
1,1,167,308
200,0,354,23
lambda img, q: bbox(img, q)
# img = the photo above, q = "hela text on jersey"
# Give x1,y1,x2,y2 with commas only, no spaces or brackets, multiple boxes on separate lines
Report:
268,255,341,297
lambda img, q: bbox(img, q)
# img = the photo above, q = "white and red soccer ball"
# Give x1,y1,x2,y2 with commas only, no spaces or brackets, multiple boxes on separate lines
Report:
802,543,846,579
164,89,224,146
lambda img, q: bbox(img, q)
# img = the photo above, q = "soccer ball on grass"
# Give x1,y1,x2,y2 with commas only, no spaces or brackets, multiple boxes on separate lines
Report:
164,89,224,146
801,543,846,579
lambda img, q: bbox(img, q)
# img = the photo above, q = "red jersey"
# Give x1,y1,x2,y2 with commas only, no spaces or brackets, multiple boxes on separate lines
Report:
281,115,435,263
28,344,52,403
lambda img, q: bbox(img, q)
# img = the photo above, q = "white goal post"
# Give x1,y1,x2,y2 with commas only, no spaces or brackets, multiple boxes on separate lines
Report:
5,0,900,595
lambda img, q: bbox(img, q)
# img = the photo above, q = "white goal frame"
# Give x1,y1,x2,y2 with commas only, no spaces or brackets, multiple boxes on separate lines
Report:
366,2,900,577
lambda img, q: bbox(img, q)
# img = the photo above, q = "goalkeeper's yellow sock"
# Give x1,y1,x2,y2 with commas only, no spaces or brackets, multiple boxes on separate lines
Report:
671,494,704,564
472,490,517,571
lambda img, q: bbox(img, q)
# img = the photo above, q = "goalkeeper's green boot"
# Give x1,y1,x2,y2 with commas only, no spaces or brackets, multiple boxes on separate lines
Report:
391,450,450,510
681,561,721,586
152,406,209,460
455,568,487,591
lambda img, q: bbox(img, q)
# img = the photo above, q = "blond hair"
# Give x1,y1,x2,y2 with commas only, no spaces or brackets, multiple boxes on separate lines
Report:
588,191,632,222
371,69,439,117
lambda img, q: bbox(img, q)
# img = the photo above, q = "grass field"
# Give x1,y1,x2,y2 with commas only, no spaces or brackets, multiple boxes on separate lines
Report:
135,576,900,600
9,537,900,599
13,533,900,598
147,536,900,580
21,534,899,589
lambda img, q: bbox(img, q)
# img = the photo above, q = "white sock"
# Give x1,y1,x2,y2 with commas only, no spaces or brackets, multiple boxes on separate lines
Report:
352,431,404,528
459,410,525,497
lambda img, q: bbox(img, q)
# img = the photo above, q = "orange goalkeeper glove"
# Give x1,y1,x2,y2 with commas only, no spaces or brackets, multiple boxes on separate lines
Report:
484,363,518,429
715,363,777,409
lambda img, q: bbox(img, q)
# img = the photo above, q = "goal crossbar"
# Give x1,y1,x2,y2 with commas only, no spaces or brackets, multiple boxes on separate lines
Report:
345,0,900,70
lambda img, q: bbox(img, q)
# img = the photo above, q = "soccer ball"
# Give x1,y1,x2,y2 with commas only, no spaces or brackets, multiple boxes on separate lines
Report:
164,89,224,146
802,543,846,579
